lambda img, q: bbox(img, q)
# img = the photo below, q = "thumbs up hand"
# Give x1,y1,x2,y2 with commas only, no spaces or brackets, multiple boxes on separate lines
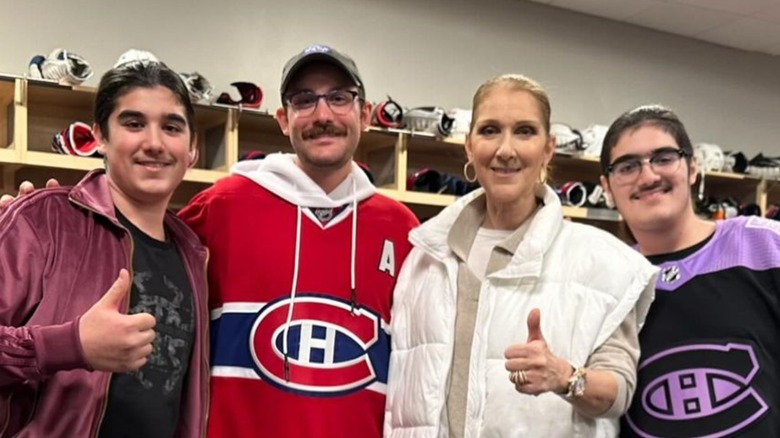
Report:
504,308,573,396
78,269,156,372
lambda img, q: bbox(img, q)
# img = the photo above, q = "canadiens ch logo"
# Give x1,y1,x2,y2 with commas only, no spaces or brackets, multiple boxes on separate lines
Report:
661,265,680,284
626,343,768,438
249,294,382,396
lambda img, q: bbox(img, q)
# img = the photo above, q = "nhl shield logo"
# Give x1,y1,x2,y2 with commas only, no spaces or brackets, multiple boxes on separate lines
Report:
313,208,334,223
661,265,680,284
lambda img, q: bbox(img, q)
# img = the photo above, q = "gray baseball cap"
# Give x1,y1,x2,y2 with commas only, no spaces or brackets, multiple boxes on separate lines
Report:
280,44,365,100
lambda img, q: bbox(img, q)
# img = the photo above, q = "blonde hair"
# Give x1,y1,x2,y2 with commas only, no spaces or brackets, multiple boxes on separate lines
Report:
469,74,551,133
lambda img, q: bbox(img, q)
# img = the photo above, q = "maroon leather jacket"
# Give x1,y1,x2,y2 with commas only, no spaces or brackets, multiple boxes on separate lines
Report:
0,170,209,438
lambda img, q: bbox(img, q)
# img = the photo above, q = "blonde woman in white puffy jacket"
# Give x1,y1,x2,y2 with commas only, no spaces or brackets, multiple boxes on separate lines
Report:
384,74,658,438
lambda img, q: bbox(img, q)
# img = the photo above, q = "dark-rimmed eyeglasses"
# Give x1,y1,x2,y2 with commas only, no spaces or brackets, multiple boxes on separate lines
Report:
284,89,360,116
607,147,689,184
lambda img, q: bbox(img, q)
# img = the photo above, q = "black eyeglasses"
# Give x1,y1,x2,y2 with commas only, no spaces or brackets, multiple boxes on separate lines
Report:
285,89,360,116
607,148,689,184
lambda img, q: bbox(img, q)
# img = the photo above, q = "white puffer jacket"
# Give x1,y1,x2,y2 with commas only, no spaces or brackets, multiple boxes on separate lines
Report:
385,187,657,438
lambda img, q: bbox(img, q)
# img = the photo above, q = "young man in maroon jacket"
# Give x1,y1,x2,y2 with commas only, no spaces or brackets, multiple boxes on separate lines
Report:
0,59,209,438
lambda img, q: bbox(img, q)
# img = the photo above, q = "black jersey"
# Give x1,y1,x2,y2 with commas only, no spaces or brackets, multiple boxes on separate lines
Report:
621,216,780,438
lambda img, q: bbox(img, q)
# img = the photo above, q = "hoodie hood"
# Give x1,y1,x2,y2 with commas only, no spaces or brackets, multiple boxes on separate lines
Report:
231,153,376,208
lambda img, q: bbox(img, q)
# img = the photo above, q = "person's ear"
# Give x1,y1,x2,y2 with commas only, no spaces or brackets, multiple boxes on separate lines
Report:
543,133,556,166
93,123,107,156
360,100,373,131
688,154,699,186
464,134,475,164
600,175,615,209
276,106,290,136
188,136,199,169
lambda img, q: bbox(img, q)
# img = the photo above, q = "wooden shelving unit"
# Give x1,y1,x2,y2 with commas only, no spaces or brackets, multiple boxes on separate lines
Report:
0,77,772,233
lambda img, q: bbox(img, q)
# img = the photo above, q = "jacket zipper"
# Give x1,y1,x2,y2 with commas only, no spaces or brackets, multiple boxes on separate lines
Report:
200,249,210,438
69,197,135,438
176,244,210,438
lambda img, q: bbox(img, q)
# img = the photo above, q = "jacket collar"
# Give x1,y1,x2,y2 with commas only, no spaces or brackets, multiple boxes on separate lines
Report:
410,185,564,279
68,169,116,220
68,169,204,255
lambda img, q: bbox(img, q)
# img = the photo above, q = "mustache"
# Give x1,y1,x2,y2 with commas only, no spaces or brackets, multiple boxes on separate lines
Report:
302,123,347,140
632,181,670,199
134,152,174,165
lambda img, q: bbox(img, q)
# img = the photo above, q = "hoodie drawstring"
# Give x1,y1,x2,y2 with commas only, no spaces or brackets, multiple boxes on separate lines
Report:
350,177,358,315
282,205,303,382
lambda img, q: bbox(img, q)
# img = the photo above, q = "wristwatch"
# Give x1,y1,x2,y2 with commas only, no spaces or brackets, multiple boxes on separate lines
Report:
566,367,587,399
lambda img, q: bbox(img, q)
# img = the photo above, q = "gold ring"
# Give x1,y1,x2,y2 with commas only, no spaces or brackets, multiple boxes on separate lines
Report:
509,369,528,385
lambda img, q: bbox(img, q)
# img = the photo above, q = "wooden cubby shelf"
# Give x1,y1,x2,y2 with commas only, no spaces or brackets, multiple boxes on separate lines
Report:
0,77,772,234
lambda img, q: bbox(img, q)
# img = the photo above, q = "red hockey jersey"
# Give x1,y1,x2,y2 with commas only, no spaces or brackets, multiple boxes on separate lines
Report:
179,154,419,438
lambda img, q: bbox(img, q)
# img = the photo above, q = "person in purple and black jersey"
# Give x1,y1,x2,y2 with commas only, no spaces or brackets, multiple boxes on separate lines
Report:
599,104,780,438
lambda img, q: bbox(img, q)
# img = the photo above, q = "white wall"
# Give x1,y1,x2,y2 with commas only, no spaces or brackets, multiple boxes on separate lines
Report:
1,0,778,156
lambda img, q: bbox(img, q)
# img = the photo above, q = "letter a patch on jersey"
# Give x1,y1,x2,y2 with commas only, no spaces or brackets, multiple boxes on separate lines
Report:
378,239,395,277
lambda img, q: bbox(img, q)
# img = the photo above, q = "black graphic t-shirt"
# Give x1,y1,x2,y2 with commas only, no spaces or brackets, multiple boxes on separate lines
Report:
620,218,780,438
99,210,195,438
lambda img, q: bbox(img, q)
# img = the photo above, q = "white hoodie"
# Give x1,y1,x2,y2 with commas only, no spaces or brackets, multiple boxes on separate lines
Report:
231,152,376,209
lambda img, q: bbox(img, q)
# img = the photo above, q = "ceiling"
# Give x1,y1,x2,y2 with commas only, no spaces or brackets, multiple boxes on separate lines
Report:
526,0,780,56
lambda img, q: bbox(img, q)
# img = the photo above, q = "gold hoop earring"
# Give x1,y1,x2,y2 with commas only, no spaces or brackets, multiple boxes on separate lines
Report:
538,168,547,185
463,161,477,183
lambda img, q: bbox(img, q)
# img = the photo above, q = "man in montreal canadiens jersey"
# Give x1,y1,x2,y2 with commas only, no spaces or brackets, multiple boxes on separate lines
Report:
599,105,780,437
178,44,419,438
